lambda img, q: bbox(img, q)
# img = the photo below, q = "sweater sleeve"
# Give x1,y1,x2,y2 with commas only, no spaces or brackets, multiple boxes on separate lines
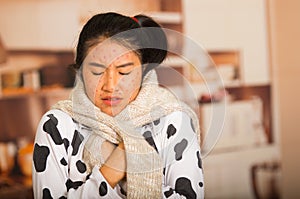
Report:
154,111,204,199
32,110,124,199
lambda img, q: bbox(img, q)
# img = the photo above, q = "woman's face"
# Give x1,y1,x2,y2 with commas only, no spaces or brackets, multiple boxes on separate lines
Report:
82,41,142,116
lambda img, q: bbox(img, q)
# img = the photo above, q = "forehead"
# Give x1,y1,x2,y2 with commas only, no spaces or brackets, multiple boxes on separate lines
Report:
87,40,136,63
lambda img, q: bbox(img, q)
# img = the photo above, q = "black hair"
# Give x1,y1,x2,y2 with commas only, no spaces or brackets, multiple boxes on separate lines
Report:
72,12,168,76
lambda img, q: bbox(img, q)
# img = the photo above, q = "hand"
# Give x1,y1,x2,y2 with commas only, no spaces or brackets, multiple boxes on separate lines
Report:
101,141,117,162
100,142,126,188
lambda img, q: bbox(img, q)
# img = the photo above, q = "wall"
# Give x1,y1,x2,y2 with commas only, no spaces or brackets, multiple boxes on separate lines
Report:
268,0,300,198
0,0,80,50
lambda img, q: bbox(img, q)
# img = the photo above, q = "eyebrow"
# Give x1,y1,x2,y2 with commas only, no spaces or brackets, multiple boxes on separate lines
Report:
88,62,106,68
88,62,134,68
116,62,134,68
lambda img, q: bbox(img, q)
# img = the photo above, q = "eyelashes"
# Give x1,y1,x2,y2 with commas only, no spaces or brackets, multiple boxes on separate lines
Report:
91,71,132,76
91,71,104,76
119,71,131,75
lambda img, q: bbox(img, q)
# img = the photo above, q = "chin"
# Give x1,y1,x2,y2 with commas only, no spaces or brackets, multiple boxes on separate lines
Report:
102,108,121,116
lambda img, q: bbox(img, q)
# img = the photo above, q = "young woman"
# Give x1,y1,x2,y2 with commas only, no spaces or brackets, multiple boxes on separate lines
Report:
32,12,204,199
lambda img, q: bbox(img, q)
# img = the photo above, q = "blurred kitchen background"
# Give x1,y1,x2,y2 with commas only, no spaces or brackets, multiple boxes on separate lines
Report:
0,0,299,198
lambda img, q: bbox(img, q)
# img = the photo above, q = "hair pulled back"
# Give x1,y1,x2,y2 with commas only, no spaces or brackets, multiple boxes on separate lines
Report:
72,12,168,76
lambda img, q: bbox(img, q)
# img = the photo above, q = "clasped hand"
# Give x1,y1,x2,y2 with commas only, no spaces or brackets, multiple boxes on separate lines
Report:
100,141,126,188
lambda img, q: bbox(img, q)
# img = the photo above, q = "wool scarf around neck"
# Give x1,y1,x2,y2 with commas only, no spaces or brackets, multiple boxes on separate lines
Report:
52,70,200,198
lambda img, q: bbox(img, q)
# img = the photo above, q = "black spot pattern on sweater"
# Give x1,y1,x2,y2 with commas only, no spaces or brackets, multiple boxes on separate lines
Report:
42,188,53,199
143,130,158,151
33,143,50,172
43,114,63,145
167,124,177,139
65,179,83,191
175,177,196,199
174,139,188,161
199,181,204,188
71,130,84,156
63,138,69,152
76,160,87,173
164,188,174,198
153,118,160,125
120,185,127,196
190,118,196,132
196,151,202,169
60,158,67,166
99,181,108,196
86,173,91,180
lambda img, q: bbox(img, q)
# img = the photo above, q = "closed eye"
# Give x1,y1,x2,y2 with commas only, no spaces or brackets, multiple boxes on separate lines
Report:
91,71,104,76
89,62,106,76
117,62,134,75
119,71,131,75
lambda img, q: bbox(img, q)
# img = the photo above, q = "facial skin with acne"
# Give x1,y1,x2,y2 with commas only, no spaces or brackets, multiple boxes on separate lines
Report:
82,40,142,116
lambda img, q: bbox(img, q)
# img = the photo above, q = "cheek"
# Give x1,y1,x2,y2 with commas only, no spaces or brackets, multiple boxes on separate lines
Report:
83,75,101,102
93,79,103,96
85,80,96,98
119,72,141,95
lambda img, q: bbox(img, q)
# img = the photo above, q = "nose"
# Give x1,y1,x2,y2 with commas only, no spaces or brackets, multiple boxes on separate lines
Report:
101,67,119,93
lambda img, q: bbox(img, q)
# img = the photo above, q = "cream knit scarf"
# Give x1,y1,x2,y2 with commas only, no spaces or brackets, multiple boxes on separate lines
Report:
52,70,200,198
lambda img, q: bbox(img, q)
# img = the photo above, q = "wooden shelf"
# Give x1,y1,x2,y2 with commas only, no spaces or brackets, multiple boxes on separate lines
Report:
0,56,57,75
209,51,240,67
226,85,273,143
0,87,71,100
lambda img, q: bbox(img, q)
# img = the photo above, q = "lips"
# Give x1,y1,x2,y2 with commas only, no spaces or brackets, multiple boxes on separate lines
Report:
101,96,122,106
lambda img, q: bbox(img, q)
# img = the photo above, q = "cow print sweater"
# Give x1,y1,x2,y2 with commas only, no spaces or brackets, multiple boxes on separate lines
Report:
32,109,204,198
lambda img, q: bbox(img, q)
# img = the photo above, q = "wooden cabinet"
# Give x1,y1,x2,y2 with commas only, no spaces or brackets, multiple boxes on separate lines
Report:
204,145,280,198
181,0,273,145
0,50,74,141
183,0,270,85
181,1,280,198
